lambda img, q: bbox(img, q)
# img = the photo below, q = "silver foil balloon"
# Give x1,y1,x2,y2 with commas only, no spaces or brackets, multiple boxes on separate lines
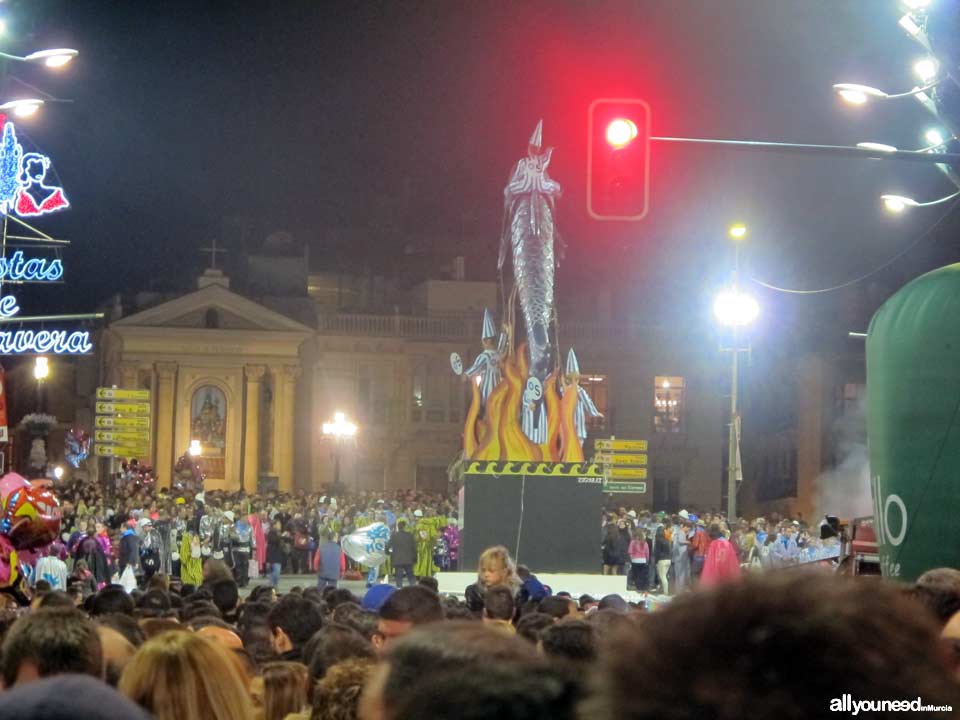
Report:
499,120,562,383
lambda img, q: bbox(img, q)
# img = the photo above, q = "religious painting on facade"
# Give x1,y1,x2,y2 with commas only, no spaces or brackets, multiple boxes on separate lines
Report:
191,385,226,456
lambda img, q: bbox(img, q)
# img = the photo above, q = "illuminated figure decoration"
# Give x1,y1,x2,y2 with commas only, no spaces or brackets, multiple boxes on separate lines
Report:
462,308,505,407
563,348,602,444
0,117,68,218
452,123,601,464
15,153,69,217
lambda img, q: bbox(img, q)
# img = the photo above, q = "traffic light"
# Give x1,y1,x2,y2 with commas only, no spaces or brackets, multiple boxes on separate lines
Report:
587,98,650,221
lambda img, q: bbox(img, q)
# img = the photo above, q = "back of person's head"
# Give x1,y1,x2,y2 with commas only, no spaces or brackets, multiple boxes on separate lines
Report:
242,622,279,669
379,586,444,625
202,558,234,585
597,594,628,614
268,594,324,651
312,658,374,720
211,579,240,615
119,631,255,720
483,585,516,621
913,568,960,625
335,606,382,647
0,608,103,687
137,589,172,613
182,600,222,622
35,590,75,610
305,623,376,683
586,608,636,641
707,523,724,541
516,612,555,644
139,618,188,640
259,661,309,720
379,622,540,710
238,600,272,631
98,625,136,687
585,573,960,719
537,595,573,620
418,576,439,594
540,619,597,664
325,588,359,610
0,674,152,720
91,586,135,617
34,579,52,594
99,612,148,648
390,663,577,720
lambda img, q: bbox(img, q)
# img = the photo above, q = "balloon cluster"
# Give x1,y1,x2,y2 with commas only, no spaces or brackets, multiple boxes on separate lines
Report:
0,473,61,598
121,460,156,489
64,427,91,468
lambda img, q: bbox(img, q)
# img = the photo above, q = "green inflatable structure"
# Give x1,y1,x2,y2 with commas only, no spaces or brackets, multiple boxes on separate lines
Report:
867,263,960,581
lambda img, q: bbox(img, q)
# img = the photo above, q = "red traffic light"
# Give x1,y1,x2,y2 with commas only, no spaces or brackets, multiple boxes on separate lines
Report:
587,98,651,221
606,118,638,148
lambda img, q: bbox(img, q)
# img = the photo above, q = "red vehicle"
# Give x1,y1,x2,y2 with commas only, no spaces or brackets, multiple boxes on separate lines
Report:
849,517,880,576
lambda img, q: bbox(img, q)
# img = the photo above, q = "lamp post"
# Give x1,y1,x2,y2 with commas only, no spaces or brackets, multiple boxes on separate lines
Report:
322,411,357,491
33,355,48,413
713,224,759,522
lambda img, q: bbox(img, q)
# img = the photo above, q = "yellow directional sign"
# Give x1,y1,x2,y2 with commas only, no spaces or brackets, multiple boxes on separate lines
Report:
608,466,648,480
594,438,648,452
95,415,150,430
596,453,648,466
94,444,150,458
95,401,151,416
95,429,151,445
96,387,151,401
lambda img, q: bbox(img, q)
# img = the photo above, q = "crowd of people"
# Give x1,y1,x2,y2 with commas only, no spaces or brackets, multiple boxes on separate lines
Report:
1,537,959,719
43,476,462,595
601,507,842,594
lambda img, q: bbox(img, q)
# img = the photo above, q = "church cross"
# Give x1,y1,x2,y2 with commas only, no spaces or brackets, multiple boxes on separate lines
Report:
200,238,227,270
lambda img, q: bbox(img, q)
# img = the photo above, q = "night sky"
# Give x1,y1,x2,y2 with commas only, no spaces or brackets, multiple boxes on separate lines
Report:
7,0,958,341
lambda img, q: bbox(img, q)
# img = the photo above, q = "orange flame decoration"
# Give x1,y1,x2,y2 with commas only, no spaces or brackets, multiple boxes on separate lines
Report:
464,343,584,462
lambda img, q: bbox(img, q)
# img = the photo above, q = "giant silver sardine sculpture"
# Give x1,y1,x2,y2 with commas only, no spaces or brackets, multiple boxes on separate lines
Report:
499,120,561,383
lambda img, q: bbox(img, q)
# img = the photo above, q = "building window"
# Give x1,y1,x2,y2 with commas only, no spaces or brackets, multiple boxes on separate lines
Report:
358,363,389,425
579,375,608,432
411,356,461,424
653,376,684,433
205,308,220,329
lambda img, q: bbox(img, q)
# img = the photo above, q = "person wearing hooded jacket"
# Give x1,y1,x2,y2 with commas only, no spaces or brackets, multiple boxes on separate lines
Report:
119,521,141,578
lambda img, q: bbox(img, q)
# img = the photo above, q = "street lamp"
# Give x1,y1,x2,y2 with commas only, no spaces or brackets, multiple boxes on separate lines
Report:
322,411,357,490
881,191,960,213
0,48,78,68
33,356,48,413
715,224,758,522
0,99,43,118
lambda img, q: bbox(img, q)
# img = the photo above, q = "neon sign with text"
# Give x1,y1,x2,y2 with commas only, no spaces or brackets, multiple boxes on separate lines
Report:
0,251,63,281
0,293,90,352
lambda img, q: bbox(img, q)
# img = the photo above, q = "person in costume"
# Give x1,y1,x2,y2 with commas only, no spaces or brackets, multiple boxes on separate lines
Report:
179,529,204,587
413,510,441,579
463,308,505,407
701,523,743,587
563,348,603,443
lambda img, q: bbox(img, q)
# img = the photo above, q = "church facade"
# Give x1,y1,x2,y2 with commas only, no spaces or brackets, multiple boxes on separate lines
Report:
100,277,311,491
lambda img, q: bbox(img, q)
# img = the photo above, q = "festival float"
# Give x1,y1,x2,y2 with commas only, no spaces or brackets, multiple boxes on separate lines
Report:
452,123,605,573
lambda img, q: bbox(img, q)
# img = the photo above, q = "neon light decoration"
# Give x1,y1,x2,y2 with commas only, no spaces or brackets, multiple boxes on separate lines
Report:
0,251,63,281
0,294,90,353
0,115,68,218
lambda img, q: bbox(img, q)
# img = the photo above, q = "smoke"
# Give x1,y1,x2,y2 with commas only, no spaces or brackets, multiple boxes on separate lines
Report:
816,396,873,520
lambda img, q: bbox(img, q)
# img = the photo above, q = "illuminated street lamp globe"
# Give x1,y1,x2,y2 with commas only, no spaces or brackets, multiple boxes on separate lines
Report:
713,289,760,327
323,411,357,439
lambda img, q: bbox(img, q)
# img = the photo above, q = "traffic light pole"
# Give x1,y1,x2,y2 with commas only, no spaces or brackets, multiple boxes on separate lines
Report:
650,136,960,165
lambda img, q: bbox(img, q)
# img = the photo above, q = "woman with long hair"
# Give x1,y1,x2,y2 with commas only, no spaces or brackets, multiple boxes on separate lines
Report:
119,631,255,720
463,545,521,612
251,661,310,720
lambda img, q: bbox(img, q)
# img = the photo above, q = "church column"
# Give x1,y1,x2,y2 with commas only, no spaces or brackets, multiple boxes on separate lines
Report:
154,362,177,488
277,364,300,491
243,365,266,491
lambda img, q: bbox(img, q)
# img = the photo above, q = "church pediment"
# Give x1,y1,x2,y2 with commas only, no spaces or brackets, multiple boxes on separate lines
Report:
112,284,314,334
